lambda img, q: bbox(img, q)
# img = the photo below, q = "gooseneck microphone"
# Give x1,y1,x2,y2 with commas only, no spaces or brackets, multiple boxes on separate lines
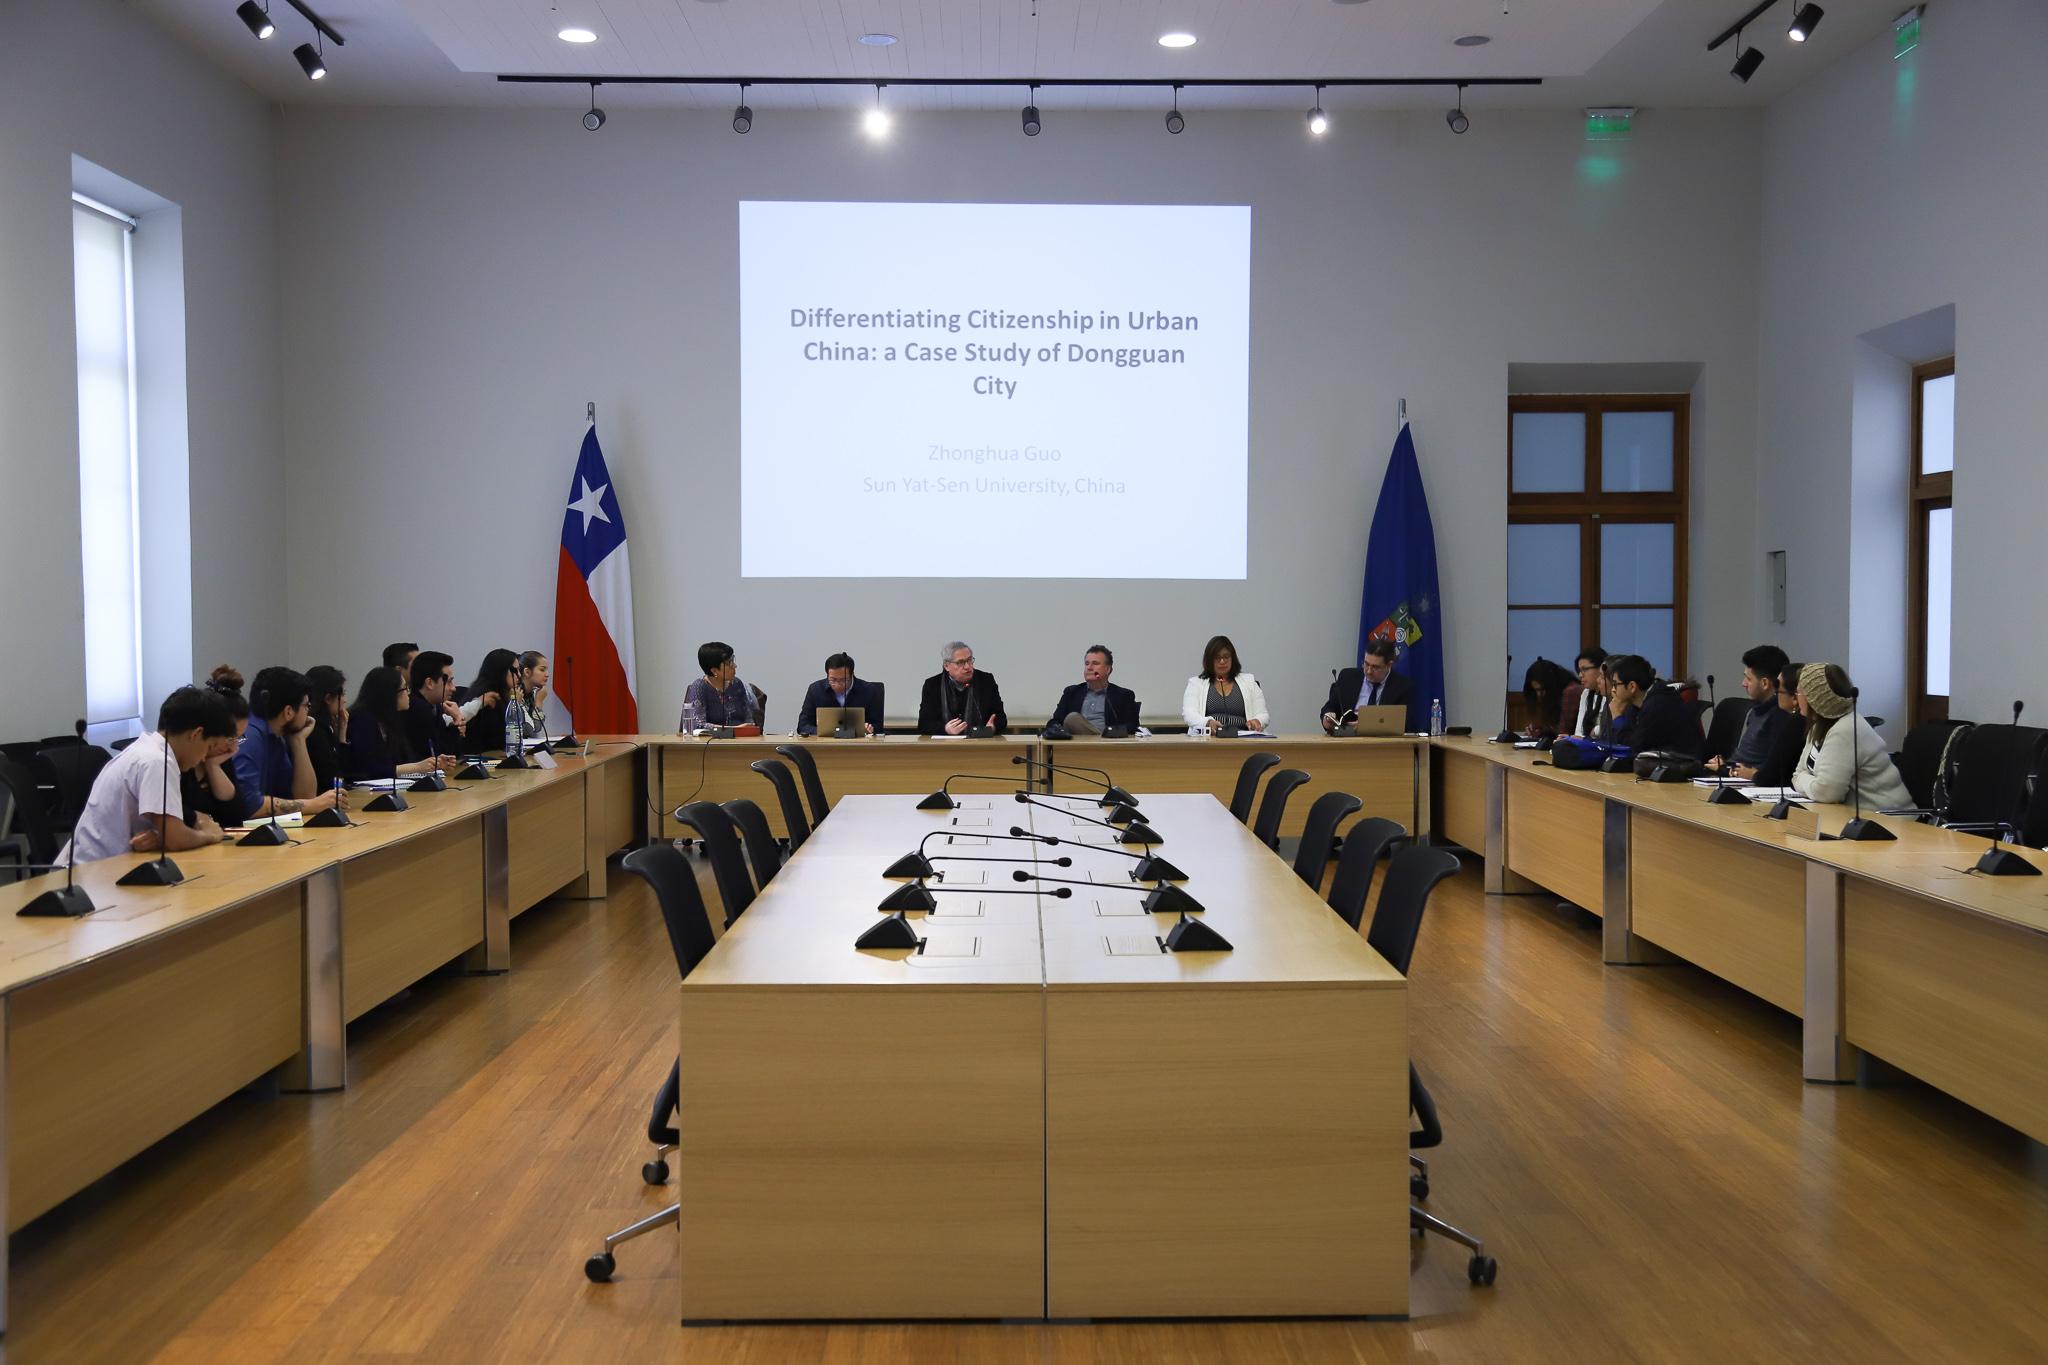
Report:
1010,867,1205,916
915,772,1025,811
1706,674,1717,707
1013,792,1162,846
1974,700,2039,875
1009,869,1228,951
1836,684,1896,842
1491,652,1516,743
1006,825,1188,882
118,736,188,886
15,854,97,917
1008,753,1138,808
885,828,1062,878
877,878,1058,912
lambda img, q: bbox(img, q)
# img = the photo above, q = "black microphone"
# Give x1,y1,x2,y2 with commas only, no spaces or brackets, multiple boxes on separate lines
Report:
915,772,1025,811
1005,825,1188,882
118,735,187,886
1008,753,1138,808
884,829,1073,879
877,878,1066,911
1008,869,1227,951
1973,700,2039,875
1837,683,1895,842
2015,699,2025,727
1010,866,1205,916
14,853,96,917
1492,652,1515,743
1706,674,1717,708
1013,792,1162,846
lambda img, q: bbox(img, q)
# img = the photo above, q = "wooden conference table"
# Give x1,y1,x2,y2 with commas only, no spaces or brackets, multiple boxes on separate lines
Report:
0,744,643,1334
676,791,1409,1321
1431,737,2048,1144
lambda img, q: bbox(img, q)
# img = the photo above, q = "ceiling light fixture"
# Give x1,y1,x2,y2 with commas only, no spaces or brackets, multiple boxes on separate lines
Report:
1731,31,1764,82
294,35,326,80
1164,85,1185,134
1787,3,1823,42
1454,34,1492,47
1446,84,1469,134
236,1,274,40
558,27,598,44
732,83,752,133
858,33,897,47
864,85,891,139
1306,86,1328,136
1021,86,1042,137
1158,32,1196,49
583,82,606,130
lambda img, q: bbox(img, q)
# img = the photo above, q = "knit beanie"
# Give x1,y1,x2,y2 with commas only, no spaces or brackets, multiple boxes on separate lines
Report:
1800,663,1851,720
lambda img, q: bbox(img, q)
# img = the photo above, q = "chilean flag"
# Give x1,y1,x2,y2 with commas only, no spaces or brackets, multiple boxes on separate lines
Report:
553,425,639,732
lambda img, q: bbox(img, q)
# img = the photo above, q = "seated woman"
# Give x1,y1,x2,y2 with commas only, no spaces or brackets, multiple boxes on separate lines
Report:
1519,657,1575,739
304,665,349,790
346,665,454,781
461,649,519,752
512,651,552,740
1180,635,1270,735
1789,663,1911,807
680,641,762,731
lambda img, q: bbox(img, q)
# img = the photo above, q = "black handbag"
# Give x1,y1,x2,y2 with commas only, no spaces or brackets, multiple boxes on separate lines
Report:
1632,750,1704,782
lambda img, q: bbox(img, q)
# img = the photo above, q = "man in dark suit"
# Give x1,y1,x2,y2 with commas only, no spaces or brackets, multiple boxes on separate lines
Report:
1321,638,1413,732
796,652,886,735
1046,645,1141,736
917,640,1007,735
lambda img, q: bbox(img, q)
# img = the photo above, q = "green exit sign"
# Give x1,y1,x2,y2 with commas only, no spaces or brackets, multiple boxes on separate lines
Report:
1894,9,1922,59
1584,107,1635,141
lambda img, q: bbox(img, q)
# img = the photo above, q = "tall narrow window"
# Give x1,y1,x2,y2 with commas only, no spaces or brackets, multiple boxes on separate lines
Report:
1507,395,1690,716
1908,357,1954,724
73,194,144,734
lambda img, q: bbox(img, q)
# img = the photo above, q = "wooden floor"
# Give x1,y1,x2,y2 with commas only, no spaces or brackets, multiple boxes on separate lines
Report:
11,854,2048,1363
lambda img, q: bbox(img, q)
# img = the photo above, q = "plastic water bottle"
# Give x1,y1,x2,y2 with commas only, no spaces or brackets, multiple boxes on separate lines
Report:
683,698,703,735
1430,698,1445,737
504,696,521,757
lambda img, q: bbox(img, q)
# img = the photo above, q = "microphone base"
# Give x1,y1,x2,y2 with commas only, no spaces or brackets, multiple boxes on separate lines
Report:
964,726,997,739
1707,786,1752,806
1764,797,1794,821
409,772,447,792
1600,757,1633,773
1116,823,1164,847
1141,883,1205,916
855,911,924,950
878,882,939,912
18,883,97,918
1105,804,1141,826
1975,846,2040,876
452,762,493,781
1101,727,1134,740
550,734,581,751
1100,787,1139,808
363,790,411,813
496,752,531,770
237,824,292,846
1837,817,1897,842
1041,729,1071,741
303,807,352,829
117,857,186,887
884,852,937,879
915,790,957,811
1129,855,1189,883
1163,913,1233,952
1490,728,1517,744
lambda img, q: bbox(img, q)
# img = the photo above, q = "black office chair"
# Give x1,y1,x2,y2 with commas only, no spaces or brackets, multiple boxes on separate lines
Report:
774,743,832,827
748,682,768,731
586,842,719,1283
749,757,813,850
1227,751,1281,825
1250,769,1311,851
1360,844,1497,1286
673,800,755,927
722,797,782,891
1324,817,1406,932
110,736,137,753
1892,718,1972,810
0,757,61,874
1,781,32,883
1702,696,1752,763
1883,723,2048,837
2019,771,2048,851
38,734,85,750
35,744,110,834
1290,789,1362,890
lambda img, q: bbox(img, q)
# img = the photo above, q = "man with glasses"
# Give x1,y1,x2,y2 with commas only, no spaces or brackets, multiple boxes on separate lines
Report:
1321,638,1413,733
404,650,468,760
1564,646,1609,738
917,641,1007,736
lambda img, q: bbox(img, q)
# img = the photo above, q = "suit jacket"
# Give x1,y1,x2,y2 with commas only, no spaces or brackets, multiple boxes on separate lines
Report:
797,677,886,735
1323,668,1413,721
917,670,1007,735
1620,682,1705,758
404,696,465,761
1751,708,1807,787
1048,682,1141,735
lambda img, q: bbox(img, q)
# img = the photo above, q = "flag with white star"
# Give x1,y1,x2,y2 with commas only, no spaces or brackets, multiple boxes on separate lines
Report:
552,424,639,732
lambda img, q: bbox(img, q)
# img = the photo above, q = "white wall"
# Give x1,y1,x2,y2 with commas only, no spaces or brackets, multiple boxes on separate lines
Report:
1759,0,2048,723
0,0,282,740
277,103,1763,734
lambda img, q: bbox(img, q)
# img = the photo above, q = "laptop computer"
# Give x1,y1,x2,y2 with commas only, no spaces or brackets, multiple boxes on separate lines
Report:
1335,704,1407,737
812,706,867,738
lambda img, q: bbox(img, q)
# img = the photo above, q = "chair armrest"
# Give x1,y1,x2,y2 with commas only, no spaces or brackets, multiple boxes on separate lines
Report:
0,832,30,884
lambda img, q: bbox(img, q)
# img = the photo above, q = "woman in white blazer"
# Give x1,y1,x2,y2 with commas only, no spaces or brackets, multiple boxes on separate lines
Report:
1788,662,1911,809
1181,635,1272,734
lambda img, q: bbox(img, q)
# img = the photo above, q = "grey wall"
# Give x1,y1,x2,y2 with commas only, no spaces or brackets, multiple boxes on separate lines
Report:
276,103,1763,734
0,0,281,739
1759,0,2048,723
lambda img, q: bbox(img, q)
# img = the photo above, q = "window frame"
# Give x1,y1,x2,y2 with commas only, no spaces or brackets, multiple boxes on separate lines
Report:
1906,356,1955,726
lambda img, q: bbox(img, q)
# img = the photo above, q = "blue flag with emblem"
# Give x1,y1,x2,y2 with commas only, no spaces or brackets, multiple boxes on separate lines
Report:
1356,421,1444,731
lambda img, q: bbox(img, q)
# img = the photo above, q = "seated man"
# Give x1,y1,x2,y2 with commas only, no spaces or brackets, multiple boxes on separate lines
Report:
59,686,235,864
233,667,349,821
797,652,885,736
1047,645,1140,736
405,651,468,760
1321,638,1412,733
1705,644,1800,778
1603,654,1704,757
917,640,1006,735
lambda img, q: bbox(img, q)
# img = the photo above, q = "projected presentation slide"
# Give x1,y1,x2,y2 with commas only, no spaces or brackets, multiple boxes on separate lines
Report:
739,200,1250,579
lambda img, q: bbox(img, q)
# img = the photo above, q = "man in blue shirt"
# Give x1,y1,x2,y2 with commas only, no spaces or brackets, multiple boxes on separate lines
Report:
232,666,346,821
796,652,885,735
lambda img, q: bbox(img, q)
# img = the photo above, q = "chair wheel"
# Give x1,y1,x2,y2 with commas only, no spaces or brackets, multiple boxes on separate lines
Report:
585,1252,616,1283
642,1158,670,1185
1468,1254,1498,1286
1410,1175,1430,1200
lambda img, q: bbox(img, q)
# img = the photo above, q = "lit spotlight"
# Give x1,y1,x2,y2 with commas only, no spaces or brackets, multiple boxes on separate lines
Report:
864,85,891,139
1307,86,1328,136
236,2,274,40
1788,4,1824,42
557,28,598,44
294,40,325,80
1157,32,1196,49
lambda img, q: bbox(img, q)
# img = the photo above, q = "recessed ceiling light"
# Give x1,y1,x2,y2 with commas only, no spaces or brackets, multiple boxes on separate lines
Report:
1454,34,1492,47
558,28,598,44
858,33,898,46
1157,32,1197,49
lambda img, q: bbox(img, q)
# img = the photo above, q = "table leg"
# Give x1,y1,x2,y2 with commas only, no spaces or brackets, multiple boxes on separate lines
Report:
1802,863,1857,1082
466,805,511,974
280,865,346,1092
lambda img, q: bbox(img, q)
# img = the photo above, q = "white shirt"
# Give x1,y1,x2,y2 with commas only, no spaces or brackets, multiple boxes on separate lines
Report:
1181,673,1272,731
60,732,180,865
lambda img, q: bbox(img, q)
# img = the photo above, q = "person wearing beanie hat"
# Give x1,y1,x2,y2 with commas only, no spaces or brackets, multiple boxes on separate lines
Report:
1789,663,1911,808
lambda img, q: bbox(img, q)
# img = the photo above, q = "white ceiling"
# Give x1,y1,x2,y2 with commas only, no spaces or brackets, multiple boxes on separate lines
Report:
135,0,1911,113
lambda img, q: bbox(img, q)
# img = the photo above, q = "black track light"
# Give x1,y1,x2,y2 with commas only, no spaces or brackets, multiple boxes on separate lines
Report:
1021,86,1041,137
236,1,274,40
1446,84,1469,134
1165,85,1184,135
732,84,751,133
1788,4,1824,42
1731,44,1764,82
583,83,605,131
294,38,325,80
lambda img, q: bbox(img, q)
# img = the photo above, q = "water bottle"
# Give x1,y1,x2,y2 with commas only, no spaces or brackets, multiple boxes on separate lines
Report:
504,695,521,757
1430,698,1445,737
683,698,703,735
331,776,345,821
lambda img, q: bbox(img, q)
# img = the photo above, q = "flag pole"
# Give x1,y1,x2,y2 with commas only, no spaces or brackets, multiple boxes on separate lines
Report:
1397,396,1407,431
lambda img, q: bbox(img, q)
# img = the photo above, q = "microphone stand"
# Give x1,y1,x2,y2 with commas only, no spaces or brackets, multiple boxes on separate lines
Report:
1006,825,1188,882
885,829,1069,880
1837,685,1896,842
117,736,187,886
551,656,581,751
1013,793,1162,846
1976,699,2039,875
1491,652,1515,743
915,772,1024,811
1008,753,1138,808
15,855,97,917
1009,869,1229,951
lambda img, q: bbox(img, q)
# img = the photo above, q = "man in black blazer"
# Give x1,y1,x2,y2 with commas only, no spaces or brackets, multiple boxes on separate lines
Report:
1047,645,1141,736
917,640,1007,735
1322,638,1412,732
796,652,886,735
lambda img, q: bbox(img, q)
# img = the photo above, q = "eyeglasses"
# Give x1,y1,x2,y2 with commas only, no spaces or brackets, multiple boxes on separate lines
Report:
947,656,975,667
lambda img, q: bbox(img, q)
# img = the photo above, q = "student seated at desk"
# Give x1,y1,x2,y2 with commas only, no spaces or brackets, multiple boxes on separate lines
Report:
1561,646,1609,738
406,651,468,760
918,641,1007,735
383,641,419,672
681,641,764,731
797,652,883,736
1518,657,1575,740
1048,645,1140,736
1601,654,1703,756
183,667,252,829
512,651,552,741
462,649,517,751
1705,645,1801,780
232,667,347,821
1789,663,1911,807
1183,635,1269,735
1749,661,1809,788
304,665,349,791
348,665,456,780
60,686,234,864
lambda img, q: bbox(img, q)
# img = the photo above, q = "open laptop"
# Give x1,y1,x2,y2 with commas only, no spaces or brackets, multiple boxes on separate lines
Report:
812,706,867,738
1335,704,1407,737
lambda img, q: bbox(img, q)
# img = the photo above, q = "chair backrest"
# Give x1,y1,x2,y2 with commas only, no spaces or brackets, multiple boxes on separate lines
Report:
722,797,782,891
673,799,756,927
1703,696,1752,762
748,682,768,730
774,743,832,826
1363,844,1461,976
36,745,111,833
110,736,137,752
0,756,61,867
2021,772,2048,851
38,734,85,749
1250,769,1311,850
1943,724,2048,828
1324,817,1406,931
749,757,813,849
1290,789,1363,889
619,843,718,980
1896,718,1972,810
1228,751,1282,825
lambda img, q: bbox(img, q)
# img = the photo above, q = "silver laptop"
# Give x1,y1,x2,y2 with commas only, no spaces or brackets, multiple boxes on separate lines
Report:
813,705,866,738
1337,704,1407,737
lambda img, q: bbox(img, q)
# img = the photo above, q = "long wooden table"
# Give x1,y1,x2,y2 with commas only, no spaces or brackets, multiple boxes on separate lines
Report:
1430,737,2048,1143
676,791,1407,1321
0,745,645,1334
